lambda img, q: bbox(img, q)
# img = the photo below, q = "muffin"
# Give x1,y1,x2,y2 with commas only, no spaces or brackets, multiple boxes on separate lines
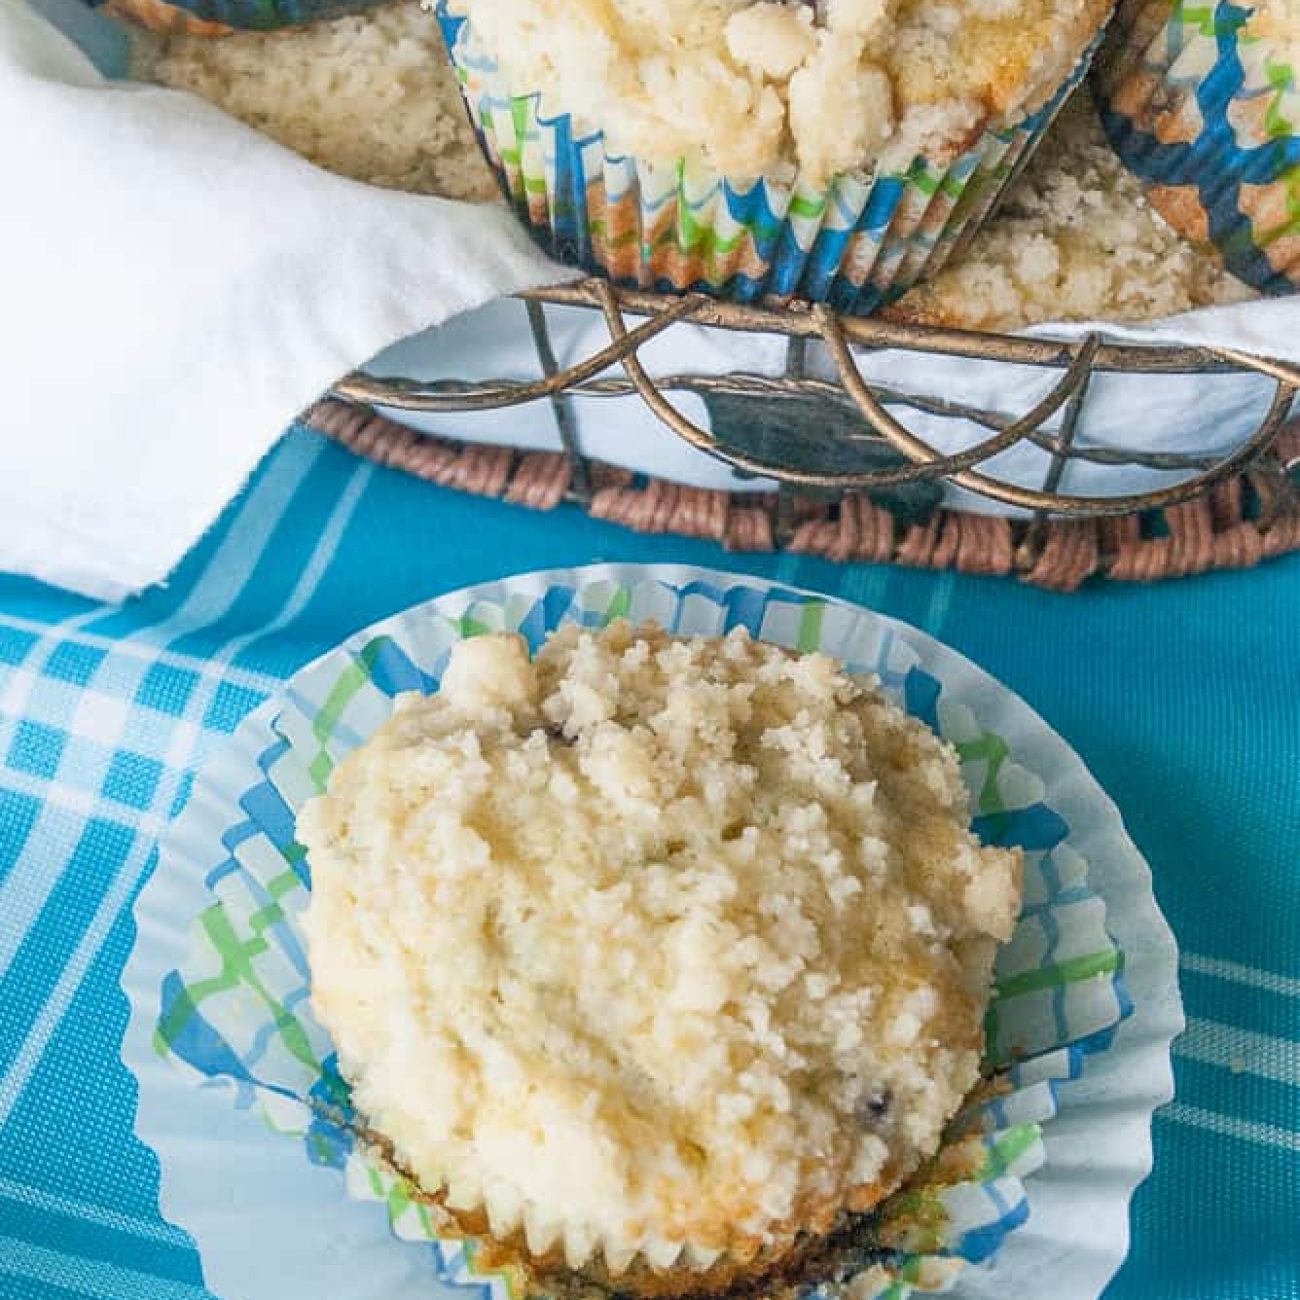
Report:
132,0,498,198
1094,0,1300,293
886,92,1255,330
298,622,1022,1296
435,0,1115,313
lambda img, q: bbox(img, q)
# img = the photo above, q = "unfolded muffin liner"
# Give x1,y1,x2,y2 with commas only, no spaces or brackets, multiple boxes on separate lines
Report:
434,4,1107,315
1094,0,1300,293
122,565,1152,1300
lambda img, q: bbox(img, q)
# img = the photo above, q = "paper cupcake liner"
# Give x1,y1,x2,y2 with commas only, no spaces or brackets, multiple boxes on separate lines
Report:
136,566,1138,1300
435,4,1103,316
93,0,383,34
1093,0,1300,293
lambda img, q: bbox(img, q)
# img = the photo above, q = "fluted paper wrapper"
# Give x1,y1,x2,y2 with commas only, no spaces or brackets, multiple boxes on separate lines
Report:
1095,0,1300,293
121,565,1180,1300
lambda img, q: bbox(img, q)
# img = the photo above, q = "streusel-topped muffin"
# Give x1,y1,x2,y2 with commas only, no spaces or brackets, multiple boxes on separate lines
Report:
300,622,1021,1295
447,0,1112,185
436,0,1114,310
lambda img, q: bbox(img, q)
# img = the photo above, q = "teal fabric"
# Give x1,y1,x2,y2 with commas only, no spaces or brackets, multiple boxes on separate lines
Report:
0,426,1296,1299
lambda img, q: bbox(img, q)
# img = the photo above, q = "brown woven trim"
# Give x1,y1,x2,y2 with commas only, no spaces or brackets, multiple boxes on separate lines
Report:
102,0,234,35
306,399,1300,592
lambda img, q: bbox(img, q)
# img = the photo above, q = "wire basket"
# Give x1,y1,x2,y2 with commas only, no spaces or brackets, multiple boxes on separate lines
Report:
318,279,1300,589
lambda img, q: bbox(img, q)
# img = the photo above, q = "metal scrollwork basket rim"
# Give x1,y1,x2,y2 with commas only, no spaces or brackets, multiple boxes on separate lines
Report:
329,279,1300,521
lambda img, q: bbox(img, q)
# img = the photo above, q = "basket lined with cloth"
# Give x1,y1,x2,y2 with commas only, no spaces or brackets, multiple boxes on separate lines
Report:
9,0,1300,602
125,0,1300,589
315,276,1300,591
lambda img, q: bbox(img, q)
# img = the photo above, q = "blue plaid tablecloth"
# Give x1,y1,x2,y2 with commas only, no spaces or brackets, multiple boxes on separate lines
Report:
0,426,1297,1300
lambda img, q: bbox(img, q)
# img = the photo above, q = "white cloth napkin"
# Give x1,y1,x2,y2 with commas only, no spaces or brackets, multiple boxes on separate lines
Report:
0,0,563,601
4,0,1298,601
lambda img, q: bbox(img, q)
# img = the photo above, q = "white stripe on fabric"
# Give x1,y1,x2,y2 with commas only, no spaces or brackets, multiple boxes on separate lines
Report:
829,564,891,619
0,768,165,838
0,1234,211,1300
920,568,956,638
2,677,200,764
0,435,325,983
1161,1102,1300,1153
0,430,317,735
1175,1018,1300,1088
0,1177,191,1248
0,614,279,696
0,460,374,1131
0,667,42,723
0,813,99,979
1182,952,1300,1000
114,432,329,644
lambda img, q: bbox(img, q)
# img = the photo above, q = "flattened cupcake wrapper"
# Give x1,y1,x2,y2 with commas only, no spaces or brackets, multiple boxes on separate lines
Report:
1094,0,1300,293
146,567,1132,1300
91,0,383,34
435,4,1102,315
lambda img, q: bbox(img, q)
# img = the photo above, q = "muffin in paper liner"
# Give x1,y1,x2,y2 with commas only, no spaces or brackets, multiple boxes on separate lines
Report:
135,566,1142,1300
1094,0,1300,293
432,3,1111,315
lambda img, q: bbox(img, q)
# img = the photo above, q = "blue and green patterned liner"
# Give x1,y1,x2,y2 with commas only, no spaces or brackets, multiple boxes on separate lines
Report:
1094,0,1300,293
435,4,1109,316
149,569,1131,1300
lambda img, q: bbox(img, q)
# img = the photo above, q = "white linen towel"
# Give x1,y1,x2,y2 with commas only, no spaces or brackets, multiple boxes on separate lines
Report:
0,0,564,600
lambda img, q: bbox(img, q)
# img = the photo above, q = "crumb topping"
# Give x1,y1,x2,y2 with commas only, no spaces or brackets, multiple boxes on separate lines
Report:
301,623,1021,1276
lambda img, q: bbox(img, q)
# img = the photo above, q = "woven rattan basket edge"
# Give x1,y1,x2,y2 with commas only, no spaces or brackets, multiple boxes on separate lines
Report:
306,398,1300,592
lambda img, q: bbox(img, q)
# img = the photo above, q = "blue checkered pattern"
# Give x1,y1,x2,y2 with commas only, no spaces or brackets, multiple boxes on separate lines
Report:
1,425,1298,1299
